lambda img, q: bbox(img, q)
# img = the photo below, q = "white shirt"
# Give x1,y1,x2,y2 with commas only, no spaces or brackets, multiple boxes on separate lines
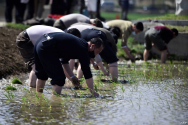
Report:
26,25,64,45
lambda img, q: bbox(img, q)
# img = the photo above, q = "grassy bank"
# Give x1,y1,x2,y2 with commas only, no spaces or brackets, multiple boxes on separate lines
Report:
100,12,162,20
140,14,188,20
165,25,188,33
6,23,30,30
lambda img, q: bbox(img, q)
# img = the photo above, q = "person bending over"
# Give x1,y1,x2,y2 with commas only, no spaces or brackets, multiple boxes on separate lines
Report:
143,26,178,63
53,13,103,30
106,20,144,62
34,33,104,96
16,25,81,88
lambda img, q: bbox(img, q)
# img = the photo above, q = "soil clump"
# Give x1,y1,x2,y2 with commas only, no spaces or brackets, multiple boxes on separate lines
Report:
0,27,28,79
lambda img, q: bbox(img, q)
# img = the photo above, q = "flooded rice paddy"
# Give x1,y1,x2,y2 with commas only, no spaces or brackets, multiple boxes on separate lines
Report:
0,60,188,125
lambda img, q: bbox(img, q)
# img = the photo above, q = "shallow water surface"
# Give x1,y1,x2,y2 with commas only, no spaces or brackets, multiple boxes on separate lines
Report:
0,61,188,125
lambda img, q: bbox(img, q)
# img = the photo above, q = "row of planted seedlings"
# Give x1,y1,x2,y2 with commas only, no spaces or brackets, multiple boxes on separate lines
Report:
2,61,188,124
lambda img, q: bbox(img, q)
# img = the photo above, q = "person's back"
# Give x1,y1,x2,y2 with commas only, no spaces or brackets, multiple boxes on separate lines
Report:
26,25,63,45
106,20,132,35
59,14,90,28
70,23,117,53
153,26,173,44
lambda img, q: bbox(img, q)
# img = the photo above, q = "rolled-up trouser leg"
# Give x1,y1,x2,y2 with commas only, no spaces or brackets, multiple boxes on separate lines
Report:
108,62,118,82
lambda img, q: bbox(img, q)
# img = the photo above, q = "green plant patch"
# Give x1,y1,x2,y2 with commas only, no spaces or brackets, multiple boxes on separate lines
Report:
6,23,30,30
130,49,137,54
79,78,85,85
11,78,22,84
4,85,17,91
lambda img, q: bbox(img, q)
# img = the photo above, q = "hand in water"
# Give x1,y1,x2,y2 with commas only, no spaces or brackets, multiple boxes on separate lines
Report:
130,56,135,63
93,92,99,97
104,71,109,76
72,77,82,89
93,64,99,70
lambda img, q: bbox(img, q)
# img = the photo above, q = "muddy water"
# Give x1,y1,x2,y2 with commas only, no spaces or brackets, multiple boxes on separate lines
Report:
0,61,188,125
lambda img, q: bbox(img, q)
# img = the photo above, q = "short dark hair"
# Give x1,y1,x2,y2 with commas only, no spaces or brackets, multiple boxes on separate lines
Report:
134,22,144,31
94,18,103,28
171,28,179,36
66,28,81,38
90,37,104,48
109,27,121,38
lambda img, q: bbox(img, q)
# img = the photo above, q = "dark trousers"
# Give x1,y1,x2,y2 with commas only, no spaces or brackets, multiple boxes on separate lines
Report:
121,8,128,20
26,0,35,20
51,0,65,15
5,0,26,23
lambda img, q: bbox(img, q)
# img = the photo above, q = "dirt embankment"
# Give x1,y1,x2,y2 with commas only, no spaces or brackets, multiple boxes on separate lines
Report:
0,27,28,79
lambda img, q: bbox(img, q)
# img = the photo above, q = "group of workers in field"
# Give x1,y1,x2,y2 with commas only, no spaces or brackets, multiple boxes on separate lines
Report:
16,13,179,97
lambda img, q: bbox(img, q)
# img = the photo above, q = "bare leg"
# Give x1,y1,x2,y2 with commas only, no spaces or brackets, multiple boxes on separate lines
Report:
52,85,62,95
108,62,118,82
62,66,71,81
36,79,46,92
29,65,37,88
69,59,75,71
143,49,150,61
161,50,168,63
77,64,84,79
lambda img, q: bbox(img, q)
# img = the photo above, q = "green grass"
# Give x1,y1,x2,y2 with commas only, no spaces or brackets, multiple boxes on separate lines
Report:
140,14,188,20
165,25,188,33
116,37,145,59
11,78,22,84
100,12,162,20
4,85,17,91
6,23,30,30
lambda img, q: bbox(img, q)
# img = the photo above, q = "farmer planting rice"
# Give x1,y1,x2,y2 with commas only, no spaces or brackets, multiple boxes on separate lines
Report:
67,23,119,81
53,13,103,30
143,26,179,63
34,32,104,96
16,25,81,88
106,20,144,62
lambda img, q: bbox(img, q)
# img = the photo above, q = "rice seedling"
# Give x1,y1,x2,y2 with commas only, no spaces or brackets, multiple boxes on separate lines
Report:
4,85,17,91
11,78,22,84
4,90,15,101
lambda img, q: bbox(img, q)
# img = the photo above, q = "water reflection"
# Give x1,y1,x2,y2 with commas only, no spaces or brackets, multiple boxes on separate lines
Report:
0,61,188,124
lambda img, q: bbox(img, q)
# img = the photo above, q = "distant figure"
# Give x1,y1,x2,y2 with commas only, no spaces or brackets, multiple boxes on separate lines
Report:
66,0,77,14
25,0,46,20
26,0,35,20
118,0,129,20
85,0,97,18
96,0,105,21
33,0,46,18
50,0,66,15
79,0,85,14
143,26,179,63
5,0,27,23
